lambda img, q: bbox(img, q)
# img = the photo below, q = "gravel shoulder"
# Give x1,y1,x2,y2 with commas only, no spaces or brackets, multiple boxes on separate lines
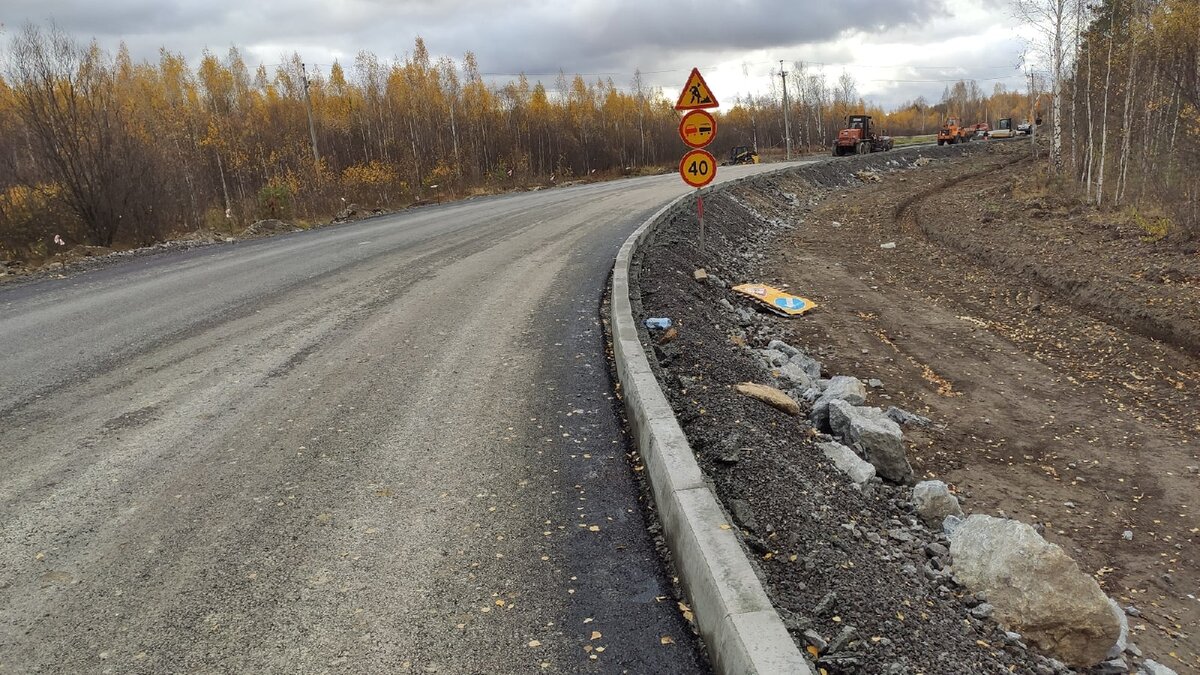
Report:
632,142,1197,674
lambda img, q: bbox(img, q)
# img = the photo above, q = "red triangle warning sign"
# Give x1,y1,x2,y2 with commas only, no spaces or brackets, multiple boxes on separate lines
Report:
674,68,719,110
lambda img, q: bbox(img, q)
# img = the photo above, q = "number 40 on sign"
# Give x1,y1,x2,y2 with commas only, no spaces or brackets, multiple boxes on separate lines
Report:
679,149,716,188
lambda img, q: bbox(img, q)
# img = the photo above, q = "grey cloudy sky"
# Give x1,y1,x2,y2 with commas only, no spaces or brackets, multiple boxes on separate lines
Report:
1,0,1029,107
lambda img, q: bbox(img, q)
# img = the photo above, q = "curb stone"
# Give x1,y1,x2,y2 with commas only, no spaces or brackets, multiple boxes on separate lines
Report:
610,179,814,675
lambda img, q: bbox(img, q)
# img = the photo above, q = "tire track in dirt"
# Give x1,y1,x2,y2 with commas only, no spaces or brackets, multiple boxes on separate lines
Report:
895,153,1200,360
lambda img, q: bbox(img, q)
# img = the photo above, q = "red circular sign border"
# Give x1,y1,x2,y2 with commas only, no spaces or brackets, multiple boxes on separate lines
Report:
678,109,718,149
679,149,717,188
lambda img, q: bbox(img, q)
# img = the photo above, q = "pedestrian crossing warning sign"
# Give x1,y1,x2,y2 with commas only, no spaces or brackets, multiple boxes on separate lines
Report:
675,68,719,110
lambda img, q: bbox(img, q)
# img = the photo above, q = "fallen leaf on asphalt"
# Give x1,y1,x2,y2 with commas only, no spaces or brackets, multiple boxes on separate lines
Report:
661,636,675,645
719,524,732,530
583,617,593,624
588,525,600,532
590,631,602,640
528,640,541,647
595,647,605,653
495,599,506,607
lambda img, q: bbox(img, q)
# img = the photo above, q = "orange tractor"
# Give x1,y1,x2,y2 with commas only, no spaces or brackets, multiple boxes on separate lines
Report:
937,117,974,145
831,114,894,156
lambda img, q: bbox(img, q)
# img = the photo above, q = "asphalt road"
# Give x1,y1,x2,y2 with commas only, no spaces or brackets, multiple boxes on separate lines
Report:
0,160,813,673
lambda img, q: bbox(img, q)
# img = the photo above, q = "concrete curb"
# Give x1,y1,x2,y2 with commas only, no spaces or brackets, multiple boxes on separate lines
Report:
610,168,815,675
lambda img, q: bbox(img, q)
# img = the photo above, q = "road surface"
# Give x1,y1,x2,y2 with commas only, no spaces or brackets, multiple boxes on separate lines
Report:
0,160,813,673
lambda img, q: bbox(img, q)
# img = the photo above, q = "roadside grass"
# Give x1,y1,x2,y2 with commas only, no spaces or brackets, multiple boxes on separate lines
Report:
893,134,937,147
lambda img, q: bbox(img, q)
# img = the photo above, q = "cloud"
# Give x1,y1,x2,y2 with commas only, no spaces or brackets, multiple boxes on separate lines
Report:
2,0,1027,105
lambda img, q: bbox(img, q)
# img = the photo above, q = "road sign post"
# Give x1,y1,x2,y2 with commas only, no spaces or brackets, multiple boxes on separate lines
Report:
675,68,720,251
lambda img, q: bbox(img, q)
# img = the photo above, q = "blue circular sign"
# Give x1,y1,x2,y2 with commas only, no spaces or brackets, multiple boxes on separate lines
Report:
774,297,808,311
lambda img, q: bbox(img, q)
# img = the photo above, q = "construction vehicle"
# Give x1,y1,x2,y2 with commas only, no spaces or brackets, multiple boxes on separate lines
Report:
937,116,973,145
966,122,990,138
723,146,760,166
831,115,894,156
988,118,1018,139
1017,94,1045,135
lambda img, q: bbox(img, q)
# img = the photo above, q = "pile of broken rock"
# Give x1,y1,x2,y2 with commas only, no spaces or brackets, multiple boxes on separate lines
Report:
738,338,1174,674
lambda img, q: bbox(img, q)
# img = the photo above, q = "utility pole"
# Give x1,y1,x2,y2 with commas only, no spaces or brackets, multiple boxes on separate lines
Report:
780,60,792,161
301,62,321,168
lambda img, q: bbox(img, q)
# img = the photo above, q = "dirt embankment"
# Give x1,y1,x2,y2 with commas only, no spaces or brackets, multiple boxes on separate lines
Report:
632,142,1198,674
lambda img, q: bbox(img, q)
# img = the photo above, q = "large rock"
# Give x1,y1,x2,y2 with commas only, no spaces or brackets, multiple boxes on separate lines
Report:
912,480,964,527
758,349,789,368
808,376,868,431
789,352,823,382
735,382,800,416
822,376,867,405
949,515,1122,667
777,361,815,390
818,441,876,486
827,400,913,483
767,339,799,357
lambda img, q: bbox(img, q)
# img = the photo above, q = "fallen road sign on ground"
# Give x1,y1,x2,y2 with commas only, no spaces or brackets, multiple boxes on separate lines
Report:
732,284,818,316
674,67,719,110
679,109,717,149
679,149,717,188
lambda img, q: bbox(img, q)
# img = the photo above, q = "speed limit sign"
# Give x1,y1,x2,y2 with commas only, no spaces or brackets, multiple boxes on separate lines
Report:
679,149,717,188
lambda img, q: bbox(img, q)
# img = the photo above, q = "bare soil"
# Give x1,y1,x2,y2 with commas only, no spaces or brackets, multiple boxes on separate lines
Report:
633,142,1199,673
769,142,1199,671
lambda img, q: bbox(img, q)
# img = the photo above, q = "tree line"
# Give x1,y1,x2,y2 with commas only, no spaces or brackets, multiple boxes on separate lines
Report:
1017,0,1197,239
2,24,1038,260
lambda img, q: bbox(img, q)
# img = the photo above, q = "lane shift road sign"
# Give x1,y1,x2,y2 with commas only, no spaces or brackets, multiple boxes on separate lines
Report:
679,109,717,149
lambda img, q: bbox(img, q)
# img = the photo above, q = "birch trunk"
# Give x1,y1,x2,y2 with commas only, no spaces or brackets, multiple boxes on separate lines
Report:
1096,17,1115,206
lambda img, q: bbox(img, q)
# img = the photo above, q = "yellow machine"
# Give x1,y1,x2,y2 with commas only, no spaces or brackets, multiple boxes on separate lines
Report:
725,146,760,165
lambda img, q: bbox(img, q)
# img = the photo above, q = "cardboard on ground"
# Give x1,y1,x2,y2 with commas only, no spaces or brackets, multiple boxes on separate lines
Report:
732,284,817,316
